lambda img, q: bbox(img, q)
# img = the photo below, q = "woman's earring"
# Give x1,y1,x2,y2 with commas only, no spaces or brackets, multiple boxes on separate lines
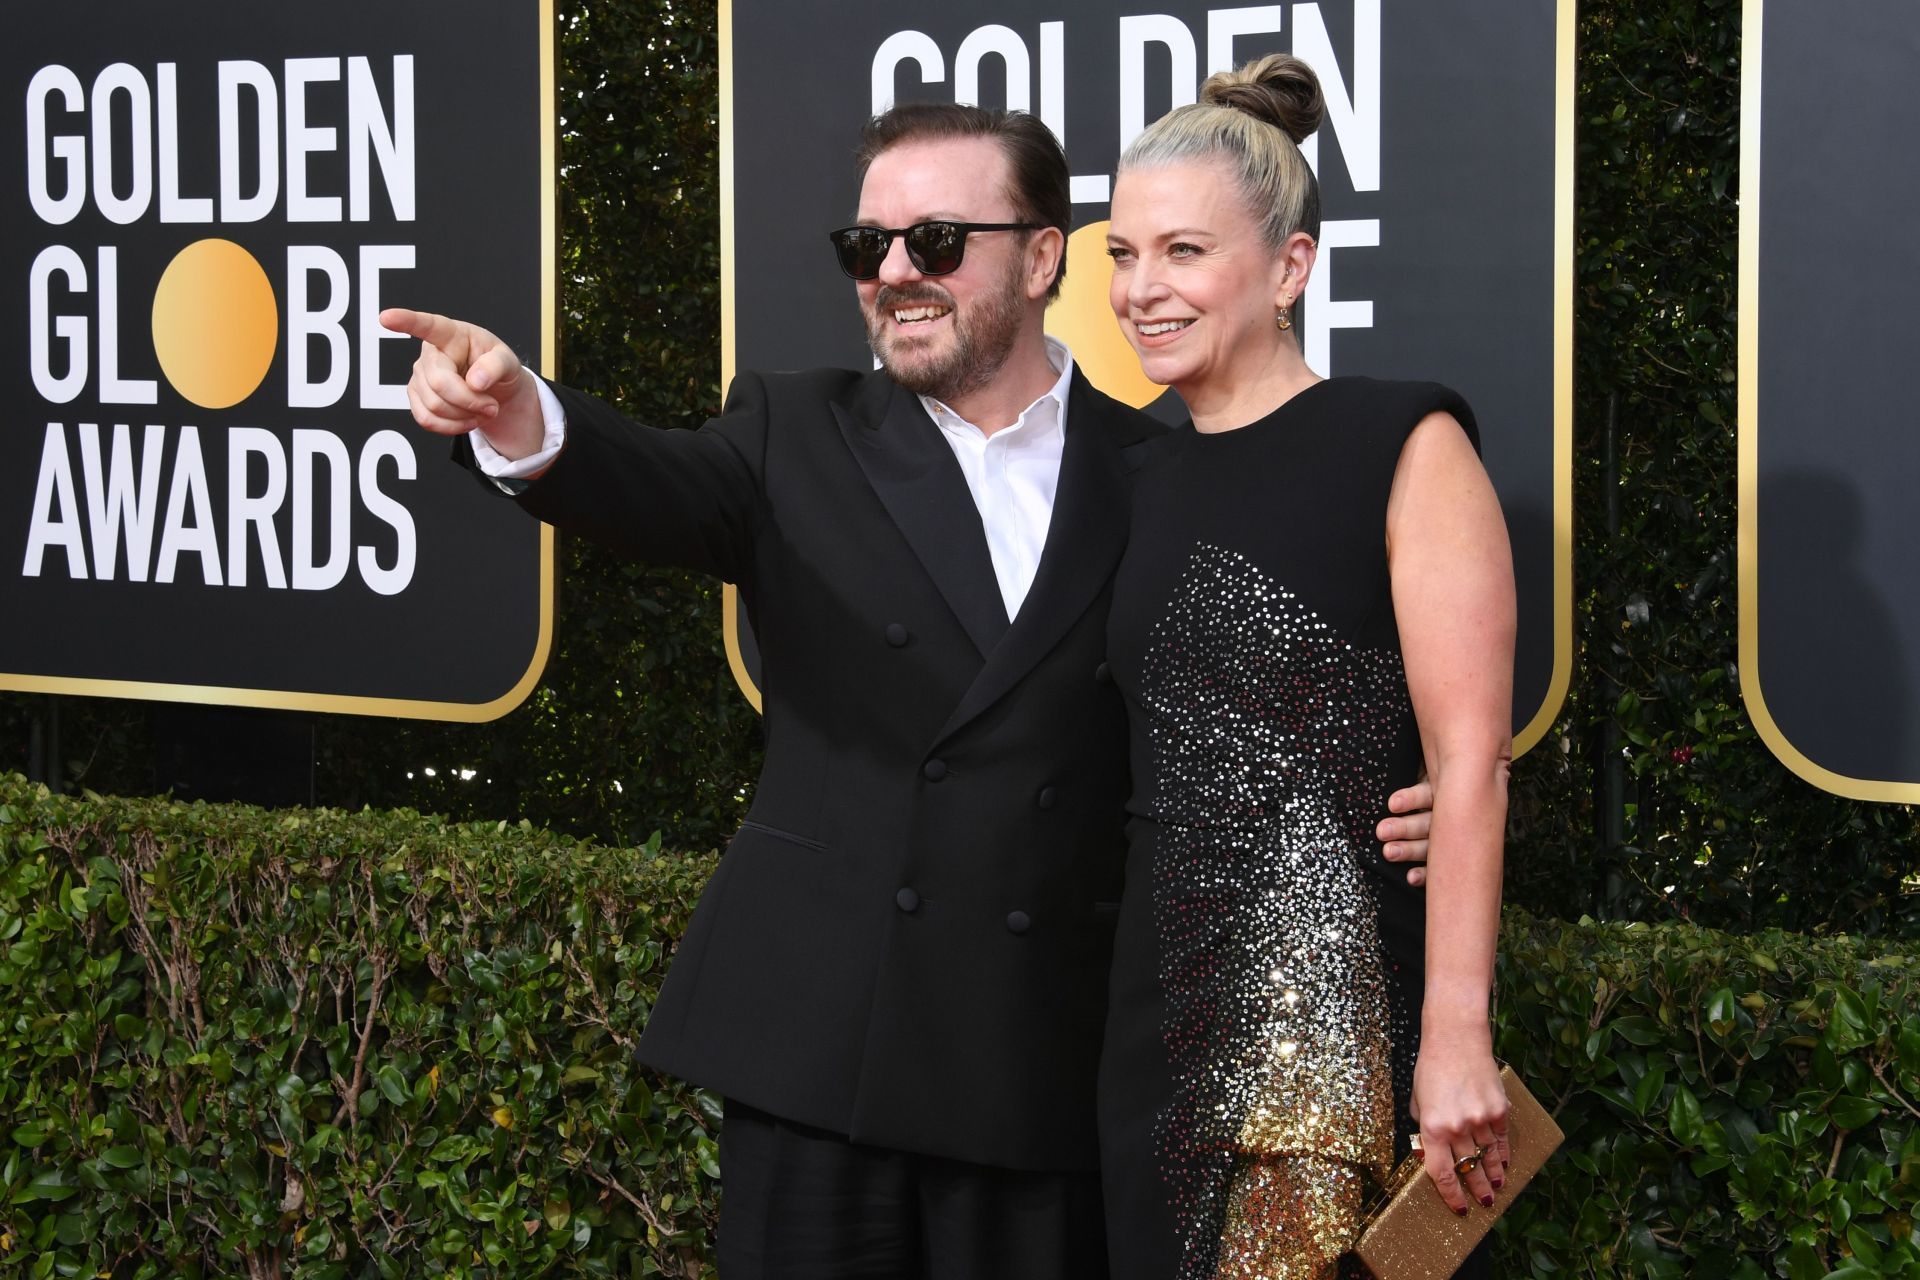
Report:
1276,298,1294,331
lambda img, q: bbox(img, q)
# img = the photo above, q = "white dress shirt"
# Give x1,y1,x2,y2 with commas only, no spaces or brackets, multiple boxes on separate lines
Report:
471,338,1078,619
916,338,1072,619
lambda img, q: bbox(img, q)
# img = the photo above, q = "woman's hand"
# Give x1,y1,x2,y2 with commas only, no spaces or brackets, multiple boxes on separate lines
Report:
1410,1037,1510,1214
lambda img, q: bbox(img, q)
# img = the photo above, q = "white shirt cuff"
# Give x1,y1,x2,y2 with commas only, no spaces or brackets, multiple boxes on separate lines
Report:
470,371,567,478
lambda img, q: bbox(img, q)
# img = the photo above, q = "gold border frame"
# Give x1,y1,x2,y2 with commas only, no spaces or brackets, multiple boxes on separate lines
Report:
1735,0,1919,802
718,2,1576,755
1510,0,1577,757
0,2,559,724
717,0,761,712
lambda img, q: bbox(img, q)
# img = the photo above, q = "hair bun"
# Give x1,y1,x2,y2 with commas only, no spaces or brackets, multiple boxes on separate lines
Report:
1200,53,1324,145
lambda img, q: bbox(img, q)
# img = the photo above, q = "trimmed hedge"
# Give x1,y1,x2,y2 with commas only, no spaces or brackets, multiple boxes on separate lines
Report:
2,777,1915,1278
0,777,719,1279
1498,915,1920,1278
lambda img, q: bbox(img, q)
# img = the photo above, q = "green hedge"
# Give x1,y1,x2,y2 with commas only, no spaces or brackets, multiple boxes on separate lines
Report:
2,777,1915,1278
0,777,720,1279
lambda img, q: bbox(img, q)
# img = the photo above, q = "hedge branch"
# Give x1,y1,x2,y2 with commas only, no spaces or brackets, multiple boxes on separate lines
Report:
331,950,387,1131
584,1163,679,1249
1870,1060,1920,1121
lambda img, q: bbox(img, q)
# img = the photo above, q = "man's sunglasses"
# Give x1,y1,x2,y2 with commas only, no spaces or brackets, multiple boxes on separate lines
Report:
828,220,1041,280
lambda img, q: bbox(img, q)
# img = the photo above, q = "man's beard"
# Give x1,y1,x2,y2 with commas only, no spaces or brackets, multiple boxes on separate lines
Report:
865,262,1025,405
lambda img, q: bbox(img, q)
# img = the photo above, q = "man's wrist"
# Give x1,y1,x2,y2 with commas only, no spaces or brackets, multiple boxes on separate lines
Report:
471,372,566,477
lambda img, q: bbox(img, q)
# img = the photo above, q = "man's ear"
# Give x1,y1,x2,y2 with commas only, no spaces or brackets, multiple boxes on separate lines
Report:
1026,226,1066,301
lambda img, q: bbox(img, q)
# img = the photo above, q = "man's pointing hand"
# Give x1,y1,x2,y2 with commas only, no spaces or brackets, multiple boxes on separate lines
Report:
381,308,547,461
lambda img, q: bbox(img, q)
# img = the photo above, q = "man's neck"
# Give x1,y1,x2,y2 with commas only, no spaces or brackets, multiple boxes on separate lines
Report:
938,333,1061,437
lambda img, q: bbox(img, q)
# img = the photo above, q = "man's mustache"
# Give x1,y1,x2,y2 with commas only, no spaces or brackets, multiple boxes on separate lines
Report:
874,285,955,311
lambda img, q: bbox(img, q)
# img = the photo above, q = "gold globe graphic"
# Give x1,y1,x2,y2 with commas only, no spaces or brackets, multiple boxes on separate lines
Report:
150,239,279,410
1046,220,1168,411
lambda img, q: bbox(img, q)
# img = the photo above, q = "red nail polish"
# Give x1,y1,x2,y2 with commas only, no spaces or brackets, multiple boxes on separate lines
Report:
1492,1179,1504,1191
1480,1194,1494,1207
1454,1206,1469,1217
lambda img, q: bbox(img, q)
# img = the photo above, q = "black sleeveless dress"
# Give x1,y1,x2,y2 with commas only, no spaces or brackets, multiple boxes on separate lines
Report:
1098,378,1490,1280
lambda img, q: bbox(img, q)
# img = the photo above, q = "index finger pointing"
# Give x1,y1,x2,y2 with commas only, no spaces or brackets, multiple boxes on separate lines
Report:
379,307,467,349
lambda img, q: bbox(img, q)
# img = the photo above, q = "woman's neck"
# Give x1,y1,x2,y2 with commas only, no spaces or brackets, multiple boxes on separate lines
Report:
1183,342,1321,434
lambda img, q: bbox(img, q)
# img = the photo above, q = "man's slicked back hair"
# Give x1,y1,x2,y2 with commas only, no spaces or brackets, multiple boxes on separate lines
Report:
856,103,1071,300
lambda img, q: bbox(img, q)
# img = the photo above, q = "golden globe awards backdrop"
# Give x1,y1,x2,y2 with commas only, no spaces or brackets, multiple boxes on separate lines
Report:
2,2,555,720
1738,0,1920,800
720,0,1573,751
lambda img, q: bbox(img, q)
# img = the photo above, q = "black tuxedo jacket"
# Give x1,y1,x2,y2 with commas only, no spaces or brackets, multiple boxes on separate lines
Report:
501,365,1163,1171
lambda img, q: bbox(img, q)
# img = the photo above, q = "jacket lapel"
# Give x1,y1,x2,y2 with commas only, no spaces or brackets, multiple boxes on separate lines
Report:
932,371,1135,743
832,375,1010,657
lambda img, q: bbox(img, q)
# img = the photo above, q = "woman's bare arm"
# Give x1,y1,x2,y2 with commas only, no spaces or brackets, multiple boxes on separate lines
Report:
1385,410,1516,1214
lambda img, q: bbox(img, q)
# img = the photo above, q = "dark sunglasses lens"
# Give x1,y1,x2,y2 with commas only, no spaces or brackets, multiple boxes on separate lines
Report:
834,229,890,279
905,222,967,275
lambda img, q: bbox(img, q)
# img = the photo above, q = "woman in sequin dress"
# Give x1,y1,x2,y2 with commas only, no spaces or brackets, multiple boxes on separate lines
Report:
1096,55,1514,1280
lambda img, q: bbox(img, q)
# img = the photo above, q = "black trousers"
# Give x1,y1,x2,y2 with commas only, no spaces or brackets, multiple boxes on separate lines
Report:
717,1100,1109,1280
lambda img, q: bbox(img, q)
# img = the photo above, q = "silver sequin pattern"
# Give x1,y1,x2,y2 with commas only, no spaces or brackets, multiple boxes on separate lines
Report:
1137,544,1413,1280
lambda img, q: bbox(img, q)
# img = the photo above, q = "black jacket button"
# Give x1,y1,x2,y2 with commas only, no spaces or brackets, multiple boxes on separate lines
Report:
1005,910,1031,935
896,887,921,913
1094,661,1112,683
1037,786,1057,810
923,759,948,782
885,623,909,647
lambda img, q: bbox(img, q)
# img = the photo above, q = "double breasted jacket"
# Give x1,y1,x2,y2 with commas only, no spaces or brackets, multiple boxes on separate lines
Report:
497,365,1163,1171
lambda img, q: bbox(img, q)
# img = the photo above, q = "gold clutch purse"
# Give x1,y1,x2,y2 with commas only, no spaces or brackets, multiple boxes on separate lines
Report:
1353,1064,1564,1279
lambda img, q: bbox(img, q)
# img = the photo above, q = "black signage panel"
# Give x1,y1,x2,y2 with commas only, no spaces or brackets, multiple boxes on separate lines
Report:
2,0,554,719
1739,0,1920,799
721,0,1572,751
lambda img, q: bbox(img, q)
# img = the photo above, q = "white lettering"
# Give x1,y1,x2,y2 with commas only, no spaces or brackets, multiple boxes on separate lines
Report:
154,426,222,586
90,64,153,225
955,25,1029,112
1207,6,1283,76
29,246,88,404
23,424,88,579
27,65,87,225
96,247,157,405
284,56,341,222
156,64,214,223
1039,22,1066,139
288,245,352,408
292,429,352,591
1304,217,1378,376
218,60,280,222
1119,15,1197,153
77,422,165,582
356,430,416,596
1293,1,1380,191
227,426,288,588
347,56,415,222
872,30,945,113
358,245,416,409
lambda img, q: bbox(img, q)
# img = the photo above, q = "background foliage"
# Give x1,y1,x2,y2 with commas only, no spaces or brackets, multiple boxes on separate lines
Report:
0,4,1914,903
2,778,1915,1279
0,779,720,1279
1499,0,1919,939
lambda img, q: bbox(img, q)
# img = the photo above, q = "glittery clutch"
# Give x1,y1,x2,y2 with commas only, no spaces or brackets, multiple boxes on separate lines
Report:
1352,1065,1563,1279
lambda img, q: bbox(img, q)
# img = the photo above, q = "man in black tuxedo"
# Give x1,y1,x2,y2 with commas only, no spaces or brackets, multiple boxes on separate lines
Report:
385,103,1431,1280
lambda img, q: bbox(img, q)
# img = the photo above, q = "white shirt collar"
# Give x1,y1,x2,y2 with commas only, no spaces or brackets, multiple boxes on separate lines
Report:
918,337,1075,441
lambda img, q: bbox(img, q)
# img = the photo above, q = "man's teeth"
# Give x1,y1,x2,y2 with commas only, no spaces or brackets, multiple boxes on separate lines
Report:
1138,319,1192,336
894,305,952,324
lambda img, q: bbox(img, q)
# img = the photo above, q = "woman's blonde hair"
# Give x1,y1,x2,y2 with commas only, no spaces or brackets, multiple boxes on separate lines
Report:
1118,52,1325,251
